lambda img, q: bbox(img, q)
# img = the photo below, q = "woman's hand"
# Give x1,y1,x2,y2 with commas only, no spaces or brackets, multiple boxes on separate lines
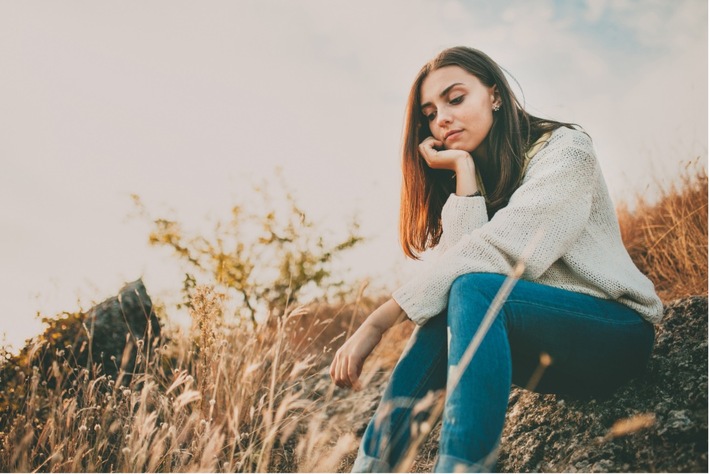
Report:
418,136,473,171
330,322,383,391
419,137,479,196
330,298,407,391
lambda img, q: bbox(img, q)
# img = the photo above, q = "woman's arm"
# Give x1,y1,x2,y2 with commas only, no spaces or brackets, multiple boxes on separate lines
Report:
419,137,488,253
395,129,598,325
438,193,489,253
330,298,407,390
453,154,479,196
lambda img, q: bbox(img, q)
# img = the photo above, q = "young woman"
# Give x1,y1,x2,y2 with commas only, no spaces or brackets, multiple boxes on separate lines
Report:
330,46,663,472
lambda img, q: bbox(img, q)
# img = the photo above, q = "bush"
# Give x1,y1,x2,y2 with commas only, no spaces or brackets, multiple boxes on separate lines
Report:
617,164,708,301
133,176,363,327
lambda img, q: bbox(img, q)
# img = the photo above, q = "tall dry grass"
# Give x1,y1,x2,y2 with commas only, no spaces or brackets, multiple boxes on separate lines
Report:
617,164,708,301
1,164,705,473
0,286,379,472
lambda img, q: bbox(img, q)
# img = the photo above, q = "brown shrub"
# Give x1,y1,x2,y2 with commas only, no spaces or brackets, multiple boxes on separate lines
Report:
617,164,708,302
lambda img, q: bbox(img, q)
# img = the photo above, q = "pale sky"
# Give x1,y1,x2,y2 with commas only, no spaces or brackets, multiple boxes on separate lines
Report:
1,0,707,350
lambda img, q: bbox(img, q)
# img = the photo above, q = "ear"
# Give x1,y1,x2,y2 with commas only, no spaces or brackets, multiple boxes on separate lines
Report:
490,84,501,106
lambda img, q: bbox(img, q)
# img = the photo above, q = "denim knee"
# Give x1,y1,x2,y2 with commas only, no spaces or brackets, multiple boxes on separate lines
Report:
448,273,507,314
450,273,506,297
445,272,511,365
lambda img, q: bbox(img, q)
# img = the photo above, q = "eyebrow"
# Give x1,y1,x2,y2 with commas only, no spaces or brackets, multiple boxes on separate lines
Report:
420,82,464,111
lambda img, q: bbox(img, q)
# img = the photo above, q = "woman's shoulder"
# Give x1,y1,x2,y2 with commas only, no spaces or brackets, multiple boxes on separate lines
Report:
525,126,598,179
546,125,594,152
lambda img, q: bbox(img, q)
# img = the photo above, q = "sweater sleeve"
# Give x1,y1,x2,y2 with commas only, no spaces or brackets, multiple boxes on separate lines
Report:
438,194,489,252
393,131,598,325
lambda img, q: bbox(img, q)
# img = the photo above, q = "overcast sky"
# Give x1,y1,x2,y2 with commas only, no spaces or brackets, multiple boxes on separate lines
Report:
1,0,707,350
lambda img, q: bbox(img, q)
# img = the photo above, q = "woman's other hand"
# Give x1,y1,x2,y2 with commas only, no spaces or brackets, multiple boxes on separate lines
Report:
330,298,407,391
330,323,383,391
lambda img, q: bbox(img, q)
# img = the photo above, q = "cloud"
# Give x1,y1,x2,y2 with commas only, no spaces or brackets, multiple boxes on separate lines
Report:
606,0,707,50
584,0,609,23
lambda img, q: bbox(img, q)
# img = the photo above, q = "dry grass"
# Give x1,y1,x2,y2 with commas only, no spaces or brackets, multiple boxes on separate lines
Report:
1,164,705,472
617,163,708,301
0,286,385,472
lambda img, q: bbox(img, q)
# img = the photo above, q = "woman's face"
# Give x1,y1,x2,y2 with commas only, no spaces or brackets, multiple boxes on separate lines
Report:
419,65,499,157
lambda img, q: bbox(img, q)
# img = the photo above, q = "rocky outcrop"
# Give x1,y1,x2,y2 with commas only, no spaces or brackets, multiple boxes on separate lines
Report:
10,279,160,381
333,296,708,472
81,279,161,378
495,296,708,472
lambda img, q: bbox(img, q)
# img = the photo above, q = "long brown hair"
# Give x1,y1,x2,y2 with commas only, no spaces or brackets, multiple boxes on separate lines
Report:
400,46,574,259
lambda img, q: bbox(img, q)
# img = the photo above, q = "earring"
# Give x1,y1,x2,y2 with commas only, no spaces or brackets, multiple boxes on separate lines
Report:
493,103,500,112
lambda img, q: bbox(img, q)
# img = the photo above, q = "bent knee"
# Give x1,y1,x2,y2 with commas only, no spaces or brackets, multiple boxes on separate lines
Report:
449,273,507,303
446,273,511,348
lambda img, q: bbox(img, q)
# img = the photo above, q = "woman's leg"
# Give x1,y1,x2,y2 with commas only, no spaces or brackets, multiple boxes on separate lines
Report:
352,311,448,472
435,273,655,473
502,277,655,396
435,273,514,472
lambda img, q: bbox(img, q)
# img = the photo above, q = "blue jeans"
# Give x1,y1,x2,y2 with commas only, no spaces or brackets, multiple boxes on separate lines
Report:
352,273,655,473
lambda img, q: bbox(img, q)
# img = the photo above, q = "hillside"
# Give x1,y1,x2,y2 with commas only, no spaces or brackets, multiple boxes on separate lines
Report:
0,168,706,472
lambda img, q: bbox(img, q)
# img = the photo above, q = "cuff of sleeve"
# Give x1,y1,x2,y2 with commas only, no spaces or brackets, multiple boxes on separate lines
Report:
392,286,433,327
441,194,488,236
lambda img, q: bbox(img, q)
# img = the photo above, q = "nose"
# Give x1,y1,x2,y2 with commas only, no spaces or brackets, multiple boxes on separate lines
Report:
436,108,452,128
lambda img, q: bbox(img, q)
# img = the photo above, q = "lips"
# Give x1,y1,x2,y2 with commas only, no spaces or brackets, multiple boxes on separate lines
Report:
444,130,463,141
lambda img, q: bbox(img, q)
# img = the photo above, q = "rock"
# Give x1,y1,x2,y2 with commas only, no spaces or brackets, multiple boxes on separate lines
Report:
496,296,708,473
82,279,161,378
333,296,708,472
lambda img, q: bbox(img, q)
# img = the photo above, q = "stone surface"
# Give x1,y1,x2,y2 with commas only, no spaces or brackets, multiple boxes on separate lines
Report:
83,279,161,377
332,296,708,472
497,295,708,473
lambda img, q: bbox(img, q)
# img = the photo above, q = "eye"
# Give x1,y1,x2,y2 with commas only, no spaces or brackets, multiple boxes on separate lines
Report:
424,111,436,122
450,95,464,105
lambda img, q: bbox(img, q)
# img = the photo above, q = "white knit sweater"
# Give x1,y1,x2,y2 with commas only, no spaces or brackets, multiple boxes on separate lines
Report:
392,127,664,326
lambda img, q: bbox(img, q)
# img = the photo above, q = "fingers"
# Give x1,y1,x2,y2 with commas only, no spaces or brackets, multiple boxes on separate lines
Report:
420,136,442,149
330,352,347,388
329,357,339,386
348,358,362,391
329,350,349,388
419,137,441,156
329,350,362,391
419,137,443,167
340,357,350,388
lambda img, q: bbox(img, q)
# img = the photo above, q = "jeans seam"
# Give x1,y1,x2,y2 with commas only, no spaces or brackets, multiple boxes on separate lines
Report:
506,299,644,325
